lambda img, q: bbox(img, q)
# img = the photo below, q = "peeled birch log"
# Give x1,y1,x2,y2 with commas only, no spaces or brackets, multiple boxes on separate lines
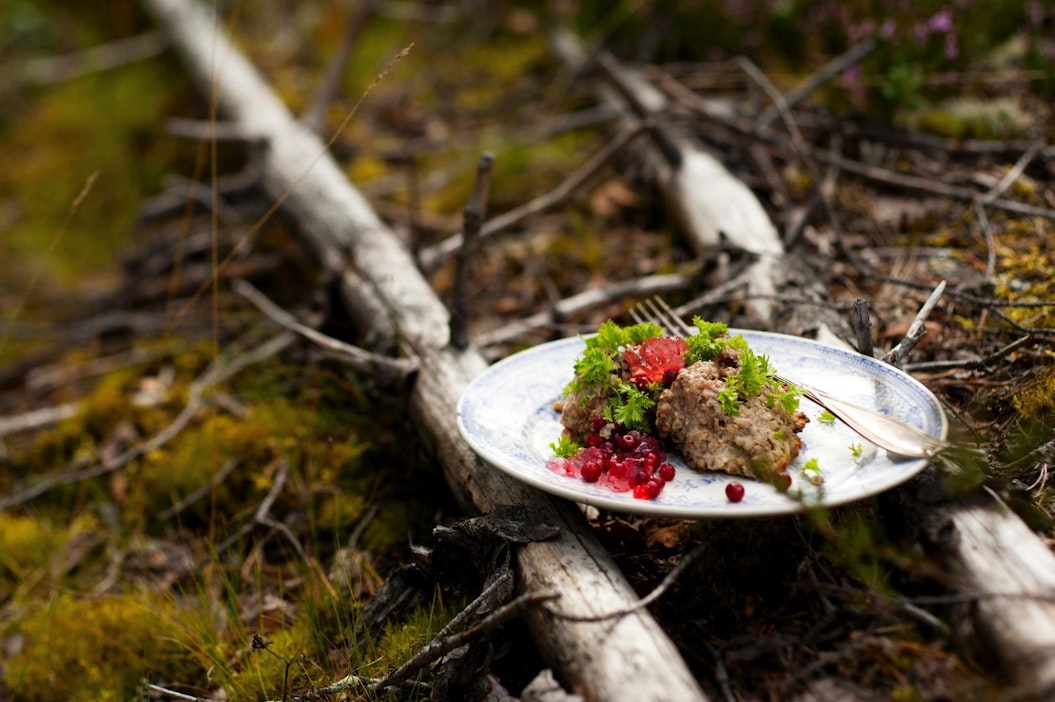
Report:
140,1,708,700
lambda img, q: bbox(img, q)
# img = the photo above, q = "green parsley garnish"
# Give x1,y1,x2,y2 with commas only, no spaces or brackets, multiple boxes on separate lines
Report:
802,457,821,473
608,381,655,432
849,443,864,457
550,435,581,458
683,317,728,365
818,409,836,425
562,321,665,434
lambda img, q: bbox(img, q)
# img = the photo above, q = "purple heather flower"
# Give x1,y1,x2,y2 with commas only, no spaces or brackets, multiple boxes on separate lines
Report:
927,9,953,33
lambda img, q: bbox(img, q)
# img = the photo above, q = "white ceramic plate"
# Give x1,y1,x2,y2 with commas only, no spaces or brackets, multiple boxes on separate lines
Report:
457,332,947,518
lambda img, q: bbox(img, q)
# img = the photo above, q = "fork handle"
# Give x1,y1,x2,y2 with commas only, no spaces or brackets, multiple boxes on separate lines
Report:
797,384,945,459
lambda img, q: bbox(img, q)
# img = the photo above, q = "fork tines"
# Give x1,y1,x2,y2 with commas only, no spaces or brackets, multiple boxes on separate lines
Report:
630,297,694,338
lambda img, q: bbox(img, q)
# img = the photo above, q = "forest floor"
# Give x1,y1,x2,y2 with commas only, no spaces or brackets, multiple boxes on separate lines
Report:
1,2,1054,701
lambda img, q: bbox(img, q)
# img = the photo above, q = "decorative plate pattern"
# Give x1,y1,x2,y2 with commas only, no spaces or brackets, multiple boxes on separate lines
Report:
457,332,947,519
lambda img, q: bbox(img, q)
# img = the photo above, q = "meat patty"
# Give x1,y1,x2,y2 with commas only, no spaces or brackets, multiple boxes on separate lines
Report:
655,360,807,479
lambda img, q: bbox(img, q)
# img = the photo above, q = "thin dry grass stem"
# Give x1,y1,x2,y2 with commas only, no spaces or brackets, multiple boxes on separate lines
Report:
300,0,379,136
167,43,414,331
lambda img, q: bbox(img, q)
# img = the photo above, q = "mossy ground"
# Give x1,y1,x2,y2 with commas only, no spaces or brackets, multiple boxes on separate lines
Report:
1,2,1052,701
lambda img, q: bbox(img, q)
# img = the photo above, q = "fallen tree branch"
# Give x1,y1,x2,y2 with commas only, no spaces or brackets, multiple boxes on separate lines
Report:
142,2,710,699
231,278,416,381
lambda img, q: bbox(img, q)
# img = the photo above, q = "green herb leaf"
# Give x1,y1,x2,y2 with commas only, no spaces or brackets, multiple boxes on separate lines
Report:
818,410,836,425
684,317,729,365
717,385,741,415
550,435,581,458
610,381,655,431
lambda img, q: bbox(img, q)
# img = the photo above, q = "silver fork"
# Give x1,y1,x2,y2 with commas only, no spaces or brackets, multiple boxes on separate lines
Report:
629,297,947,459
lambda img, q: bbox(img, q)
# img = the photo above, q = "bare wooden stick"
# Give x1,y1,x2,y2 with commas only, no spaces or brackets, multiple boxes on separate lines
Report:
754,38,877,131
850,299,874,358
973,200,998,283
417,126,647,273
450,153,494,350
738,56,864,272
10,31,168,89
477,271,696,348
231,278,416,380
379,585,559,691
981,137,1046,205
886,280,946,367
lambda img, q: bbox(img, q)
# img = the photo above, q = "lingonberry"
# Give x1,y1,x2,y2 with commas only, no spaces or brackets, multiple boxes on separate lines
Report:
633,483,652,499
658,463,676,481
591,415,607,431
581,461,602,483
725,482,745,502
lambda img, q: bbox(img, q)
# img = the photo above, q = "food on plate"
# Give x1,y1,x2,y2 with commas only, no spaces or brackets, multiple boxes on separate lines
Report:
548,318,807,499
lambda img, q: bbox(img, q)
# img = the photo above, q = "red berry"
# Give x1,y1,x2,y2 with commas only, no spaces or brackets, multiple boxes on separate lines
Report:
643,453,660,471
646,478,664,498
658,463,676,481
633,484,652,499
725,482,745,502
586,432,603,448
591,416,607,431
618,432,639,450
581,461,602,482
662,368,680,386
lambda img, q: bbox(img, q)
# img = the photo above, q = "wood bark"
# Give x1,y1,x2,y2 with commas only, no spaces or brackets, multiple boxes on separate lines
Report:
140,1,708,700
563,40,1055,700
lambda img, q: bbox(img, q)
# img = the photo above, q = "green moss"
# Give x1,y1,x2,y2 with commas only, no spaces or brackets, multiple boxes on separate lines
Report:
360,500,420,556
0,60,182,287
0,512,61,588
230,620,318,701
913,97,1034,140
1013,369,1055,428
372,598,455,678
4,593,198,702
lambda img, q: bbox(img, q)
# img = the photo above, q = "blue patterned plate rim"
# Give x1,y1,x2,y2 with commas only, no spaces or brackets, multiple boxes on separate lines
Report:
457,331,948,519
